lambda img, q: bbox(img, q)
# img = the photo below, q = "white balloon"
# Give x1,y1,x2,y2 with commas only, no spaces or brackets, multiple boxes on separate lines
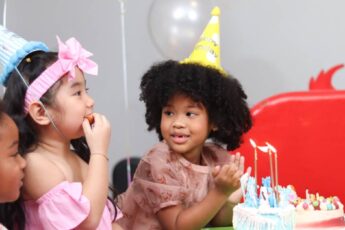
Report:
148,0,214,60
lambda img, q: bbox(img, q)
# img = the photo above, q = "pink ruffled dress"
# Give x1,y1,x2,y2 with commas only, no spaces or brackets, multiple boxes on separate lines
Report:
117,142,232,230
24,181,122,230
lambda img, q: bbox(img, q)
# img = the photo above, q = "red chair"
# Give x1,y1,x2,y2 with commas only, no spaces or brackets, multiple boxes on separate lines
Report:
234,64,345,203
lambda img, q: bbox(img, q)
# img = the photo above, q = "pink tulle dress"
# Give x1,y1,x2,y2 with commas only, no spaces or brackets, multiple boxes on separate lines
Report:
117,141,232,230
24,181,122,229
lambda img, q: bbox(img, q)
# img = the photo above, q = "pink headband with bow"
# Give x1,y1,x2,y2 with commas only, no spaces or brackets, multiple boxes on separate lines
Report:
24,36,98,114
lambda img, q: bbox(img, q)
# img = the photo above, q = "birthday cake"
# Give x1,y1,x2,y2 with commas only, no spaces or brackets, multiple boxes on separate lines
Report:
233,140,296,230
233,139,345,229
233,176,296,230
292,191,345,228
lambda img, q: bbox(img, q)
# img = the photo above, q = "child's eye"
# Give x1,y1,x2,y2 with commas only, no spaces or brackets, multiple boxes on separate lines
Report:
85,88,90,93
11,152,19,157
186,112,197,117
163,111,173,116
74,91,82,96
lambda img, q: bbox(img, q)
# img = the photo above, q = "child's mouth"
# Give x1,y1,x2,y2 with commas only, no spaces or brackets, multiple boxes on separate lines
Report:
171,134,189,144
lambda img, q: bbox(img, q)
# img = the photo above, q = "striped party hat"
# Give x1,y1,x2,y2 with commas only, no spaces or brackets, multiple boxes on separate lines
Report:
0,25,48,85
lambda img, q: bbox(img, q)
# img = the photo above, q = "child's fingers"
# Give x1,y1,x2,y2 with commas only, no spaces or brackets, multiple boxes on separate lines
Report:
233,152,241,168
82,118,92,134
233,169,243,181
212,165,221,177
239,155,245,173
229,154,235,164
216,163,238,181
91,113,101,125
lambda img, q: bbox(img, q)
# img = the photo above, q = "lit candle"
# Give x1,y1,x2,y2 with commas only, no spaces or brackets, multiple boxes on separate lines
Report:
259,144,277,205
268,149,275,192
306,189,310,200
266,142,278,190
249,138,258,185
257,145,271,183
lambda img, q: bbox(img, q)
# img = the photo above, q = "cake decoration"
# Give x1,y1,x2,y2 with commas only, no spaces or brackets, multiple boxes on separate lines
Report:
233,141,296,230
233,140,345,229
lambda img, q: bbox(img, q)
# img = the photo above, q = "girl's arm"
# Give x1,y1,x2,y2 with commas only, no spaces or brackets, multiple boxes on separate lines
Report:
210,201,236,226
112,222,124,230
211,156,251,226
156,164,242,230
157,186,230,230
79,114,111,229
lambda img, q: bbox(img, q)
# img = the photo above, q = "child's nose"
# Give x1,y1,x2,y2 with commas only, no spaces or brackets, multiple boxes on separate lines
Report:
17,154,26,169
86,94,95,108
172,119,186,129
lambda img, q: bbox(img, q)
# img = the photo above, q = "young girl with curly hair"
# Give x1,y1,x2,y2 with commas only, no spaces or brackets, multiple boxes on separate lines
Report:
116,60,252,229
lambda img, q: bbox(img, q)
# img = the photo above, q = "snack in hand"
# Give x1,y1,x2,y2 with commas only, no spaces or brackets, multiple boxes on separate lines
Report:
85,114,95,125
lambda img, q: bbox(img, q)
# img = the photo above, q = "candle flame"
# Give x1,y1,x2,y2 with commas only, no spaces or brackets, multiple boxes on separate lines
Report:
266,142,277,153
257,146,269,153
249,138,257,148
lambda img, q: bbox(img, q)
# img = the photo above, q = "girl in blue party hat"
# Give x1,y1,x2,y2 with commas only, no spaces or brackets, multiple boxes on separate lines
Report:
117,7,252,229
0,26,122,229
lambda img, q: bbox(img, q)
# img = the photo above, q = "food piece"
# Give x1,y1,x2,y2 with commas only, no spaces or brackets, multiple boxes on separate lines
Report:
85,114,94,125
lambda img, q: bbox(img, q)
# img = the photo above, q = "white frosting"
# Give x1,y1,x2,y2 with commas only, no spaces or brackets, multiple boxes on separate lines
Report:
233,204,296,230
296,203,344,226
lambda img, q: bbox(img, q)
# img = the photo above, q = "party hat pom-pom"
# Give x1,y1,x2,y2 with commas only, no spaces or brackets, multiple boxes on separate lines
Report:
211,6,220,16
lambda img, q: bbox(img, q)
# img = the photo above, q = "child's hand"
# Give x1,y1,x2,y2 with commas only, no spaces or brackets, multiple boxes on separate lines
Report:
212,163,241,197
228,167,252,204
230,152,244,172
82,113,111,155
211,152,245,197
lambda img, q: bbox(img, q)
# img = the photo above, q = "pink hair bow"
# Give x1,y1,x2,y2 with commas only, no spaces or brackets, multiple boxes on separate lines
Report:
24,36,98,114
57,36,98,80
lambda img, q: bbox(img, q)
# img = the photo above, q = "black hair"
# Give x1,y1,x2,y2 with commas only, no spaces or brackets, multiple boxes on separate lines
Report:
0,51,118,229
140,60,252,151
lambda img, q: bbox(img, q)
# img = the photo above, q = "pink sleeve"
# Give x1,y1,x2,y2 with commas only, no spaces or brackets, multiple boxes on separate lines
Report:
134,144,188,213
204,143,231,166
36,181,90,229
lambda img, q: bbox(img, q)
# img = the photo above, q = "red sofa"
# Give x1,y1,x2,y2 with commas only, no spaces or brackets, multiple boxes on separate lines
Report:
234,64,345,203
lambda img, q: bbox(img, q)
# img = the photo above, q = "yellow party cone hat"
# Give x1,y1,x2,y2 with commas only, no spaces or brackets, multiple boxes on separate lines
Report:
181,6,224,73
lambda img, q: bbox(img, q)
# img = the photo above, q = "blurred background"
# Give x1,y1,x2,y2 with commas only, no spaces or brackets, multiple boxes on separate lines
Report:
1,0,345,179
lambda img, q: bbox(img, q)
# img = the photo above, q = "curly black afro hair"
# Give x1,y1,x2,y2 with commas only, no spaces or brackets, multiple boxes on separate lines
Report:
140,60,252,151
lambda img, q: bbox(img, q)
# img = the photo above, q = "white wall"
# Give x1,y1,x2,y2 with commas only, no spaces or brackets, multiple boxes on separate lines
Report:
2,0,345,177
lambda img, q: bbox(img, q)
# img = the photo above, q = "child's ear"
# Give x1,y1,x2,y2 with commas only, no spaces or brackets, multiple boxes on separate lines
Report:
210,123,218,132
28,101,51,125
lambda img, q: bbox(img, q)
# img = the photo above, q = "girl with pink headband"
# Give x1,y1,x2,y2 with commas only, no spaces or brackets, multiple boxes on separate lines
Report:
1,34,122,229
